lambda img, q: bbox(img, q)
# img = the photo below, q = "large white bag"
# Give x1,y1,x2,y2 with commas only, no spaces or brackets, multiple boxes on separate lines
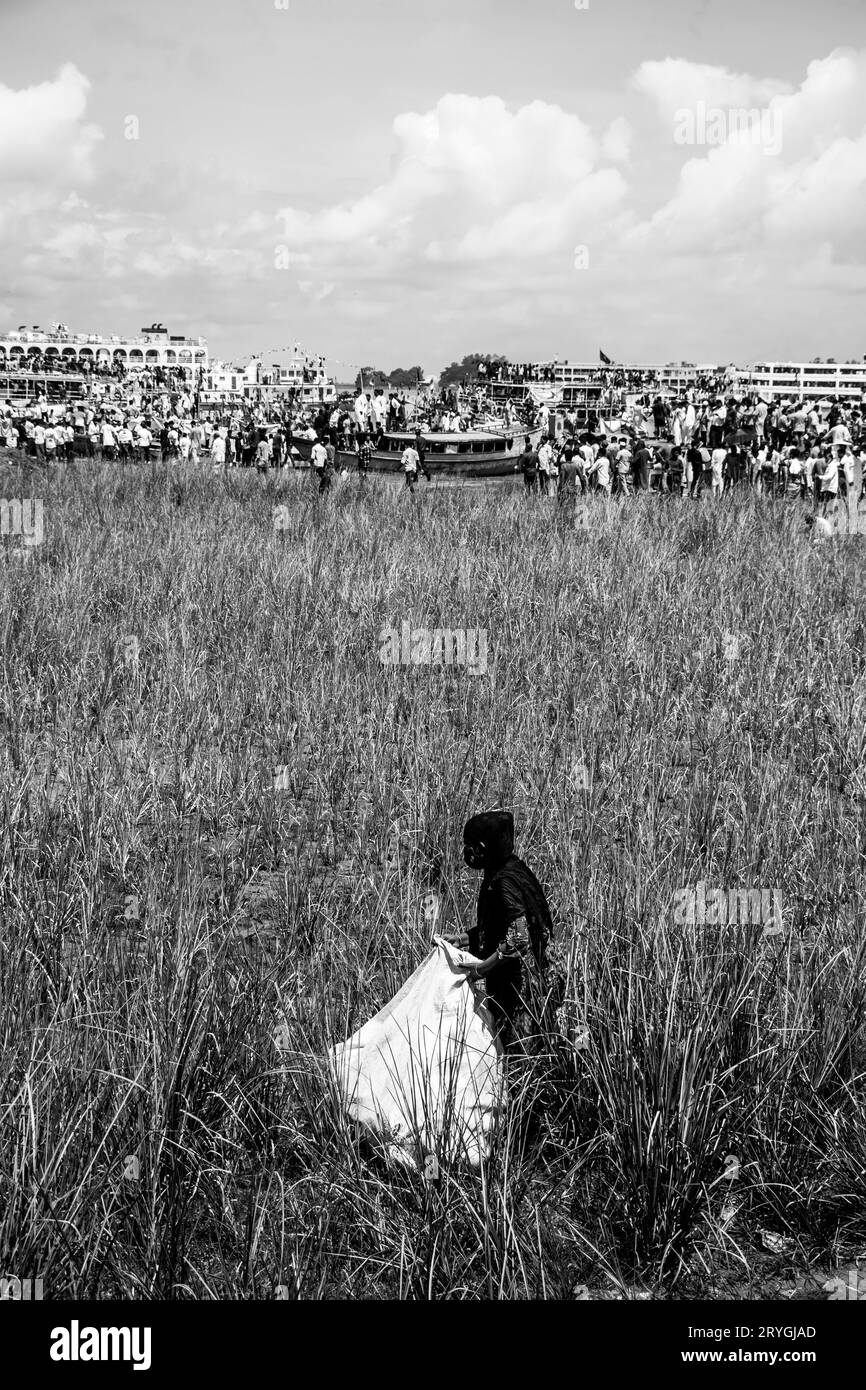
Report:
331,937,503,1169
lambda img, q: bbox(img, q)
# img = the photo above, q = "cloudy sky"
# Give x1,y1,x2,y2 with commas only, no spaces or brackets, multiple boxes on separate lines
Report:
1,0,865,376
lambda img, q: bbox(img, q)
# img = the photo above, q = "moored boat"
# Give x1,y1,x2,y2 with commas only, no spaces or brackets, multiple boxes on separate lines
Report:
291,426,546,478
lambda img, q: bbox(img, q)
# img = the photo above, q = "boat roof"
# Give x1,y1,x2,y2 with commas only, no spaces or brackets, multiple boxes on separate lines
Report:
384,428,531,442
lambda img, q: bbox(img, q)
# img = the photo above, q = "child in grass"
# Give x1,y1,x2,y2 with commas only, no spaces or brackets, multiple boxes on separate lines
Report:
444,810,554,1055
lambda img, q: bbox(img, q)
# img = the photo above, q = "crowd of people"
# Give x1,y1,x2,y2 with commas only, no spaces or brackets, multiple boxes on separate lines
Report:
1,375,207,462
517,391,865,518
0,354,202,393
1,368,864,521
476,359,557,384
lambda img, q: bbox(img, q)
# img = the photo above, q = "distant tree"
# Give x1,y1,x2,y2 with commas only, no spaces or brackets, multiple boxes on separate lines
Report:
438,353,506,391
353,367,389,392
353,366,426,392
387,365,426,390
826,357,837,364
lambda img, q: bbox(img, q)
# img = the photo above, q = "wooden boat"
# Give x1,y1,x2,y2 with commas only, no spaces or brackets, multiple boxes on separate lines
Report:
290,426,546,478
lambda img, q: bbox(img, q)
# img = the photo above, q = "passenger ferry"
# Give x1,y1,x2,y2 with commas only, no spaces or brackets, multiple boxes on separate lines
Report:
292,425,546,478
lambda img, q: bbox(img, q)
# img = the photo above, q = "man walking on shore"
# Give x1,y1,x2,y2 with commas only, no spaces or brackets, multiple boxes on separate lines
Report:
256,433,272,474
311,434,331,493
356,434,372,485
401,440,420,489
519,438,539,494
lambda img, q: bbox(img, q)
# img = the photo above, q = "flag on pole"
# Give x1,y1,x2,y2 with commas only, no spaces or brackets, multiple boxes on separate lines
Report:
599,349,612,365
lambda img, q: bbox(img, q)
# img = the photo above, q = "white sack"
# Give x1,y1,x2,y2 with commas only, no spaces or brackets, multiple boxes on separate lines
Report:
330,936,503,1169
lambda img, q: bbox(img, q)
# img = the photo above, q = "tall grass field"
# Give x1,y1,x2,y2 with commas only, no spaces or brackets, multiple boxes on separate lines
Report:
1,455,864,1300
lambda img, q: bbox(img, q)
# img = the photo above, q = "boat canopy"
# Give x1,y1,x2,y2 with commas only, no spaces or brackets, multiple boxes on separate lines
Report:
377,429,526,455
383,429,523,443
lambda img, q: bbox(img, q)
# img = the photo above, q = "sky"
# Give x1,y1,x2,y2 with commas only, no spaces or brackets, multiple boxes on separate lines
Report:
1,0,865,377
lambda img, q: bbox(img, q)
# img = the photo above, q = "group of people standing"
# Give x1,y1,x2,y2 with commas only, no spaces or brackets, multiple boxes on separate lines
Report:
515,393,864,519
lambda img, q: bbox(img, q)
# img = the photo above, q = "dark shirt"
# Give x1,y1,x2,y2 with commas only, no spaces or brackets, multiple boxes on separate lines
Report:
634,445,653,485
520,449,538,476
560,457,580,488
467,853,552,1015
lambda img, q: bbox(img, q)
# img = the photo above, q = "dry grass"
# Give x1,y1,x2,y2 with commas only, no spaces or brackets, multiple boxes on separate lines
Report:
1,455,864,1299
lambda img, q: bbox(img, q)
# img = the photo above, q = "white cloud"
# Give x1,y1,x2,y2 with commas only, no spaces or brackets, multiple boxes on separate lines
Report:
276,93,627,265
625,48,866,269
601,117,632,163
3,50,866,364
632,57,790,128
0,64,103,186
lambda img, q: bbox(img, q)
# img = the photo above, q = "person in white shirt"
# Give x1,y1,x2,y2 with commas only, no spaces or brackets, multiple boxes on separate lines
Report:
102,421,117,459
136,425,151,462
211,432,226,471
804,446,819,502
829,421,851,449
709,404,726,447
401,443,420,488
818,452,839,517
616,446,633,495
589,451,612,498
710,446,727,496
372,391,388,435
34,423,46,461
578,440,594,471
310,436,332,492
537,439,556,495
354,391,370,433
